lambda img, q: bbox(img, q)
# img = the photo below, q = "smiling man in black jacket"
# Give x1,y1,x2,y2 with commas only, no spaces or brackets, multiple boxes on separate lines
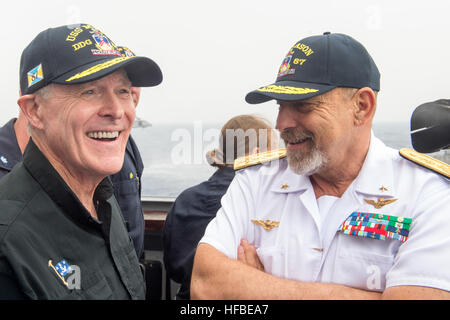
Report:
0,23,162,299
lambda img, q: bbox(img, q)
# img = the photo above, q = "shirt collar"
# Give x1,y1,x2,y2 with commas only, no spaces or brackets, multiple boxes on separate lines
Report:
353,132,396,197
0,118,23,171
23,138,114,227
270,158,312,193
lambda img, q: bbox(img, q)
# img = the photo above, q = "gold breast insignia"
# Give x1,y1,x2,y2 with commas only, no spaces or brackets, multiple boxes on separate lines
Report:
251,219,280,231
364,198,398,209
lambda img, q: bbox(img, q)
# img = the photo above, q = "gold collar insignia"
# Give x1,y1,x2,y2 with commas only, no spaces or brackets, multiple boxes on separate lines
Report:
251,219,280,231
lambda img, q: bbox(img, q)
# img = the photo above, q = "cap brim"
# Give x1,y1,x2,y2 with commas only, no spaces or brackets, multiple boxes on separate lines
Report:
53,56,162,87
245,81,336,104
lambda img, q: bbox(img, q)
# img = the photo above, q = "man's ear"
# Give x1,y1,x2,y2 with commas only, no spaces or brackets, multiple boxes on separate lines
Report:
353,87,377,126
17,94,45,131
131,87,141,107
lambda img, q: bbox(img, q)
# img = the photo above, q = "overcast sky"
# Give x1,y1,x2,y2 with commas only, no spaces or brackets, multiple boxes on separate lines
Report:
1,0,448,126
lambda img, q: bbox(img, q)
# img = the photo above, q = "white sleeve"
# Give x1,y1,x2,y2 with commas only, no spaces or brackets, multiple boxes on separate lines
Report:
199,171,256,260
386,176,450,291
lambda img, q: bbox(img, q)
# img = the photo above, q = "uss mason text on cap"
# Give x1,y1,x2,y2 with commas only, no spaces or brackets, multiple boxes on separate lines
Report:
245,32,380,104
20,23,162,95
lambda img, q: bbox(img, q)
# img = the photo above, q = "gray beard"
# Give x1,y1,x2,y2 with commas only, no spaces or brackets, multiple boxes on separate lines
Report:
286,143,328,176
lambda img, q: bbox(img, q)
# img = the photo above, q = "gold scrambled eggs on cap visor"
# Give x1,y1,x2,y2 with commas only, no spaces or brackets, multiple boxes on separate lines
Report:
245,81,336,104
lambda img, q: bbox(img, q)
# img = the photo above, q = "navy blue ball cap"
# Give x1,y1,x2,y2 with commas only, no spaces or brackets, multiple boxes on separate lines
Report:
20,23,162,95
245,32,380,104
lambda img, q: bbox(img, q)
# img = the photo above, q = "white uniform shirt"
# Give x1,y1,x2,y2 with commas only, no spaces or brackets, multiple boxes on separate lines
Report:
200,134,450,292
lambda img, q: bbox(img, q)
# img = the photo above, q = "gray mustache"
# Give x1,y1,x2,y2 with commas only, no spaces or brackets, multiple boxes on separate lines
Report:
280,128,313,143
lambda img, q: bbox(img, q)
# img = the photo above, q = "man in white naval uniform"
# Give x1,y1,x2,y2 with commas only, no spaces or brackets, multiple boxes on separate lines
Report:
191,32,450,299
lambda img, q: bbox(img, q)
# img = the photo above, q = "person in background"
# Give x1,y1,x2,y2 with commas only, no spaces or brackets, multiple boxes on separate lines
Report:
0,23,162,299
163,114,278,299
0,49,146,260
191,32,450,299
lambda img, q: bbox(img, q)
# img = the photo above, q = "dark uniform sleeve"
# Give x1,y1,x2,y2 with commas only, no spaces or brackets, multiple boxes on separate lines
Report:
109,136,145,259
163,185,224,299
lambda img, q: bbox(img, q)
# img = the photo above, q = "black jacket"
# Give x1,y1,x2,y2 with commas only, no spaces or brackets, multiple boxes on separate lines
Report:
0,118,145,258
0,139,145,299
163,166,235,299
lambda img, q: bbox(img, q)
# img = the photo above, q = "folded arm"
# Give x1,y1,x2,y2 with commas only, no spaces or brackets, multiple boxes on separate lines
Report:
192,242,450,300
191,243,382,300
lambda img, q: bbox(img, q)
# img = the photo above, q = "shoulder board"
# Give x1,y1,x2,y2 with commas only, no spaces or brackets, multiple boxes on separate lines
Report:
399,148,450,179
234,148,287,170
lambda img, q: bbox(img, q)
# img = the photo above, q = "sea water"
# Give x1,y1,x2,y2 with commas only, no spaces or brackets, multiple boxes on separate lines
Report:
132,122,447,198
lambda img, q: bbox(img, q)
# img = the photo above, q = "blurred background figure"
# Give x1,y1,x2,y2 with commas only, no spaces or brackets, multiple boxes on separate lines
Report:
163,114,278,299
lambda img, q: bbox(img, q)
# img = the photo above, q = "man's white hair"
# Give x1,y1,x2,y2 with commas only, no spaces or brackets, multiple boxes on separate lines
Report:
26,84,55,135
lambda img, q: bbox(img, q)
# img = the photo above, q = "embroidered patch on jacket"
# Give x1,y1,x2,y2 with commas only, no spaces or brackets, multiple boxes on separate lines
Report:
339,212,412,242
48,259,74,287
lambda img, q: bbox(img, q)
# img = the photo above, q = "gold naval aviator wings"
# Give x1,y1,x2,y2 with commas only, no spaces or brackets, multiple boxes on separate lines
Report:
234,148,287,170
399,148,450,179
364,198,398,209
251,219,280,231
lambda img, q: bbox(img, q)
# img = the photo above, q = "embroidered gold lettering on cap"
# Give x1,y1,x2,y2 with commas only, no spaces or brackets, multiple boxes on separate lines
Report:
251,219,280,231
234,148,287,170
400,148,450,178
281,183,289,190
364,197,398,209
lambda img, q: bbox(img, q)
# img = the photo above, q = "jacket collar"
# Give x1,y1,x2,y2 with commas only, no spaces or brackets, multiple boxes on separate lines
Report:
353,132,396,198
270,158,312,194
23,138,114,228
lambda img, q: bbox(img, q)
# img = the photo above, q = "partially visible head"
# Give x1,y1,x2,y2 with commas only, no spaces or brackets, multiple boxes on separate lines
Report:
245,32,380,175
17,23,162,181
206,114,278,167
